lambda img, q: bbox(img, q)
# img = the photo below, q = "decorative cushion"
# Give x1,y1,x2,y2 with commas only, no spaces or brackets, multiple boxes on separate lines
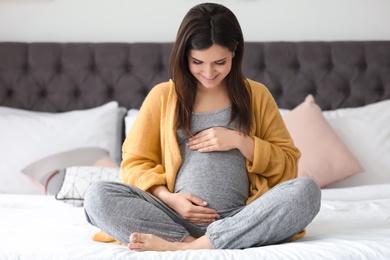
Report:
0,101,122,194
282,95,364,187
56,166,121,207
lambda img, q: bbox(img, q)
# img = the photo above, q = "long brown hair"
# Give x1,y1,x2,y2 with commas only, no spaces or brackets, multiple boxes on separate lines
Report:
170,3,251,136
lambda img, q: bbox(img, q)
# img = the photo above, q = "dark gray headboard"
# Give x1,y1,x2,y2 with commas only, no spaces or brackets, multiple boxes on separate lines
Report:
1,41,389,112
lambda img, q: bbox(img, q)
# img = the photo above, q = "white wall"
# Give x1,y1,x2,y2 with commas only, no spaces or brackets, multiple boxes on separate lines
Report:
0,0,389,42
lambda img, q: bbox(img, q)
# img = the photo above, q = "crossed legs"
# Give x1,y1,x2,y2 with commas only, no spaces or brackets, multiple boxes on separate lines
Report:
84,177,321,251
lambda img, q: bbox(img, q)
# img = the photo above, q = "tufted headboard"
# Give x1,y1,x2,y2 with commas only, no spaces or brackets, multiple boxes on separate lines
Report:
0,41,389,112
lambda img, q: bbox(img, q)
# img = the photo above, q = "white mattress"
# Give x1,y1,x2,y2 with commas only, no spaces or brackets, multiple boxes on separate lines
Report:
1,184,390,260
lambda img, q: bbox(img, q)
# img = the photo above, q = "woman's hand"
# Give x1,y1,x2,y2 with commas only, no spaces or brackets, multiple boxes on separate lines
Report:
149,186,219,224
187,127,254,162
166,193,220,223
187,127,237,152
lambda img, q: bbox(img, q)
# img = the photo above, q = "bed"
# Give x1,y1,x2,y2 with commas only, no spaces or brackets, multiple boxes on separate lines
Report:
1,41,390,259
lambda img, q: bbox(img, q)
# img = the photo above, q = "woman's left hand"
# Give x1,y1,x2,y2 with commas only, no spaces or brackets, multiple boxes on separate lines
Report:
187,127,239,152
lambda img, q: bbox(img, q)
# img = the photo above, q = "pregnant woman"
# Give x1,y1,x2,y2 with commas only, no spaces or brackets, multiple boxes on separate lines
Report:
84,2,321,251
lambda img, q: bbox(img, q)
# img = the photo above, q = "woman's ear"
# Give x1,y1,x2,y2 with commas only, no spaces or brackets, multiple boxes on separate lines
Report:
232,43,238,58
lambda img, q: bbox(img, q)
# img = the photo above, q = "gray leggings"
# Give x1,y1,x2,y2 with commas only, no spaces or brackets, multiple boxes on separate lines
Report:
84,177,321,249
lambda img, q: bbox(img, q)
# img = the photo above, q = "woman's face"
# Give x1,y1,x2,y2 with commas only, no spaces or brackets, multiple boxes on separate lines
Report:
188,44,234,90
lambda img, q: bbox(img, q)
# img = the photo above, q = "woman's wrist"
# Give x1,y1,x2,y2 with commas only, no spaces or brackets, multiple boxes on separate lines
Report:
149,185,172,204
236,131,255,162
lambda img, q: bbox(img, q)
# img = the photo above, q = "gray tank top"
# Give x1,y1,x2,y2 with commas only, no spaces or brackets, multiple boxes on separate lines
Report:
175,106,249,217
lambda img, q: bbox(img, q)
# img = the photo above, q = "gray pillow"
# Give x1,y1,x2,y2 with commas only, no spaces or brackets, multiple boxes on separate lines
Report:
22,147,111,195
115,107,127,164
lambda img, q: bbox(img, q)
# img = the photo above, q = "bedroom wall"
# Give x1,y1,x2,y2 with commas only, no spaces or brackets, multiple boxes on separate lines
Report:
0,0,389,42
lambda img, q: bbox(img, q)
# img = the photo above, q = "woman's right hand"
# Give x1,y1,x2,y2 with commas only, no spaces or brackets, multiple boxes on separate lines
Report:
150,185,219,224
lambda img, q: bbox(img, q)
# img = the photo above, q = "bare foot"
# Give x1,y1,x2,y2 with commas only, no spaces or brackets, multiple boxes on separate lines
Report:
128,233,213,251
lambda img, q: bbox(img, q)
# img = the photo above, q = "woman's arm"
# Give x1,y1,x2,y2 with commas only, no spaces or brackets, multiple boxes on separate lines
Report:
246,80,300,187
121,84,167,190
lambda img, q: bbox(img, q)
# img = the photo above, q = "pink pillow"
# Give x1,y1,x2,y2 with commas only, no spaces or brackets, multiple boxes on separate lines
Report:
283,95,364,187
93,157,120,168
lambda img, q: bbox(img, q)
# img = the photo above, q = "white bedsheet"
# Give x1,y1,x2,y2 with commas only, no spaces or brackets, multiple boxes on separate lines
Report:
1,184,390,260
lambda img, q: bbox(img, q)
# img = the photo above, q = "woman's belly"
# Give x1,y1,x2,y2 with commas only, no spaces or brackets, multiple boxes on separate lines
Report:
174,148,249,214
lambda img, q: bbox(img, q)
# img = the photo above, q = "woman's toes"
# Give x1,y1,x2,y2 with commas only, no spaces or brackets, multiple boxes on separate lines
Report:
129,232,139,243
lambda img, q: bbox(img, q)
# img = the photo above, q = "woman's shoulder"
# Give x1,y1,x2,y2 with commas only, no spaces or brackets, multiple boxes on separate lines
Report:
143,80,176,103
245,78,273,100
148,80,175,96
245,78,268,92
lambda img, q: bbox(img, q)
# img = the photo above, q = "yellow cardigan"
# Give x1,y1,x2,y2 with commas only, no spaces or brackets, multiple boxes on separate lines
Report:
121,79,300,202
93,79,304,243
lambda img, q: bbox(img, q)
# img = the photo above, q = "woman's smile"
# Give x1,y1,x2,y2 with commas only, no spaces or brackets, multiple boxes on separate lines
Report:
200,74,219,81
188,44,234,90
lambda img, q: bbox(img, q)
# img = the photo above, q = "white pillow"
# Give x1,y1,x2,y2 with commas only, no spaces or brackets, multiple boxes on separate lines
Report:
0,102,122,194
0,104,126,165
279,108,291,116
323,99,390,188
124,109,140,136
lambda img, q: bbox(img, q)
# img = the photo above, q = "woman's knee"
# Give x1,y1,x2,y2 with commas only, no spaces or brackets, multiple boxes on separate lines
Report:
84,181,114,213
295,177,322,217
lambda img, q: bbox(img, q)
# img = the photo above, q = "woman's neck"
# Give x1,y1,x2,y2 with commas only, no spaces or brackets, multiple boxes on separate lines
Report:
193,84,231,113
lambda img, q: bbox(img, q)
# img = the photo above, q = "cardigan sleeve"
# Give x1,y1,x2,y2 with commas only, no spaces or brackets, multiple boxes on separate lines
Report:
245,80,301,197
120,84,168,191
